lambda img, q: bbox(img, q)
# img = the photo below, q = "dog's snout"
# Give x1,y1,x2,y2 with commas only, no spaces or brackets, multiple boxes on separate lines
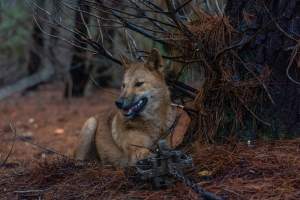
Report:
115,97,125,109
115,94,136,109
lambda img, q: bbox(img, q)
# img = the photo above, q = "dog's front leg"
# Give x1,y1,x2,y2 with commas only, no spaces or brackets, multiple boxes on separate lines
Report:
74,117,99,161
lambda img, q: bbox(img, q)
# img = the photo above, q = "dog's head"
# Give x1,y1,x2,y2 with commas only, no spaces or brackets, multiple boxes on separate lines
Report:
115,49,169,119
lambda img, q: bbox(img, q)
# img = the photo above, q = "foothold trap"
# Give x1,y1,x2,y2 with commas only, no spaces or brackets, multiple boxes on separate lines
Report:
135,140,193,188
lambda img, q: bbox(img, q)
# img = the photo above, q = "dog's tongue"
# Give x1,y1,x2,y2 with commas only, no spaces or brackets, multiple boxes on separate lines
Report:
123,99,146,117
124,107,134,116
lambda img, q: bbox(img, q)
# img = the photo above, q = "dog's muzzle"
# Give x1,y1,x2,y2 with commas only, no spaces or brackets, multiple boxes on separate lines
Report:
115,96,148,118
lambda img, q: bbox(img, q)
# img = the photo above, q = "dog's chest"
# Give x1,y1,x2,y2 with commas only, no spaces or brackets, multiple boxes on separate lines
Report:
111,116,158,153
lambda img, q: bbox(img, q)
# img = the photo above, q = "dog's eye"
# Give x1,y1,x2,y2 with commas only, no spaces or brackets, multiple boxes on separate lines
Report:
134,81,144,87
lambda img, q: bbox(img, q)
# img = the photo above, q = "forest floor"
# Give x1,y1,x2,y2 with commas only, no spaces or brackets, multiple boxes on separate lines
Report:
0,84,299,200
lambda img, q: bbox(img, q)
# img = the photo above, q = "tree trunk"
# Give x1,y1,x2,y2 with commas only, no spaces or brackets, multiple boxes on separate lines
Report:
225,0,300,137
25,0,45,91
27,23,44,76
64,0,90,97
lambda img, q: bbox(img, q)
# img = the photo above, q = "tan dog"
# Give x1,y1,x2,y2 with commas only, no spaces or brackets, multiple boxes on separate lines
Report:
74,49,177,167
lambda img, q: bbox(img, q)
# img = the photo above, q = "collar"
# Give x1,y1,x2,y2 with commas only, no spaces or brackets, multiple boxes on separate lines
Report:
167,104,191,148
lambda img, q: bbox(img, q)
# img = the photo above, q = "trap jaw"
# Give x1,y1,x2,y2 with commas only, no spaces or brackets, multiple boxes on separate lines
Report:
135,140,193,188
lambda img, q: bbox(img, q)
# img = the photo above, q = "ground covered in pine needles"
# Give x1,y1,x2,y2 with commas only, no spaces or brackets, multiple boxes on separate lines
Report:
0,84,299,200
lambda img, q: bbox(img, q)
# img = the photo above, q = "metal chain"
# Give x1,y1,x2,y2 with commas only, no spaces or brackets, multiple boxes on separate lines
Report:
168,165,223,200
135,140,223,200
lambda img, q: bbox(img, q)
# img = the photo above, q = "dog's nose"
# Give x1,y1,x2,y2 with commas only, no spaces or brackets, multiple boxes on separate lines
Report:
115,98,124,109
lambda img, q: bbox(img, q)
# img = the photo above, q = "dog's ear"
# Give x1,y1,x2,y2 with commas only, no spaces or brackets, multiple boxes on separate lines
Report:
146,48,164,72
120,55,131,71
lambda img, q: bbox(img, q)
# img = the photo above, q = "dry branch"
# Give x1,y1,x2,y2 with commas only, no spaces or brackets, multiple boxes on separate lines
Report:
0,67,54,101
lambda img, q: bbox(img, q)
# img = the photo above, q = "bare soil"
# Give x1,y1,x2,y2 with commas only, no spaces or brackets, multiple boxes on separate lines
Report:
0,84,299,200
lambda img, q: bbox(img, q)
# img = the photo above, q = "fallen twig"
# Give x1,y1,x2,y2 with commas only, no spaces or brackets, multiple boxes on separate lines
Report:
0,123,16,168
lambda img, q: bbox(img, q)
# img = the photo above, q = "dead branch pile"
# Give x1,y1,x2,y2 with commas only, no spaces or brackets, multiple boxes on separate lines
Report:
167,10,272,142
1,139,299,200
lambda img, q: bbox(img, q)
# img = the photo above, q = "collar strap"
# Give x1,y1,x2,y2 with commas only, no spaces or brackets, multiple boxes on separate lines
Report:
168,104,191,148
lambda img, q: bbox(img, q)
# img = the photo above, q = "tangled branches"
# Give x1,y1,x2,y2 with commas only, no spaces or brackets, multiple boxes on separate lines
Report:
28,0,299,141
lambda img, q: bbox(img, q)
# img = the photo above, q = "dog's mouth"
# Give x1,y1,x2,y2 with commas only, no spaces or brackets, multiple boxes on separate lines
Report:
122,97,148,118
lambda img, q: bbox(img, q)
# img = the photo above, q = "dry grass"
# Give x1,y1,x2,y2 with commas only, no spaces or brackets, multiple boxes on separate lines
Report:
1,139,299,200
